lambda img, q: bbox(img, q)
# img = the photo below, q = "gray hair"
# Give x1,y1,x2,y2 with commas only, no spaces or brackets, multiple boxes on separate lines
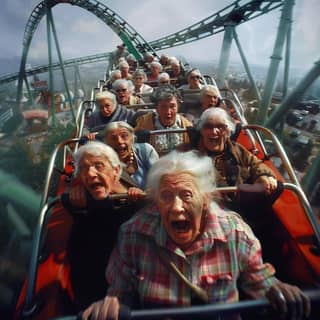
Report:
95,90,117,107
200,85,221,99
150,61,163,71
197,107,235,137
74,141,122,177
132,69,147,81
158,72,170,83
146,150,216,200
103,121,135,141
110,70,121,80
112,79,131,92
118,61,129,69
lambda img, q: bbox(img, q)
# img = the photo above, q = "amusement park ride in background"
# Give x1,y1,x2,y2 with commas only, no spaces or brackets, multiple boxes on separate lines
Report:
1,0,320,319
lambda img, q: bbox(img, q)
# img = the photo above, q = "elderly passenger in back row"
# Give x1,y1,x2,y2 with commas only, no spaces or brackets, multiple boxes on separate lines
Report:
179,107,277,193
134,85,192,156
82,150,310,320
112,79,143,106
83,91,136,134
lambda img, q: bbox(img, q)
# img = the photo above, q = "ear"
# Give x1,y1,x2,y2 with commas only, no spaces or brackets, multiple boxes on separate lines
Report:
202,193,211,212
113,165,121,180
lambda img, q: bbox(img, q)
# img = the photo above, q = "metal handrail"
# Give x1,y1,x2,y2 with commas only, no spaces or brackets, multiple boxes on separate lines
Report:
283,182,320,248
40,138,80,208
22,198,59,318
50,289,320,320
75,99,95,138
220,87,245,116
244,125,300,187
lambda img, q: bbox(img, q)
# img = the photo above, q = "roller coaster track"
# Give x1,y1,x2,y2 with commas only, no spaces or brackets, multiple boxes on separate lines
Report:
0,52,111,85
0,0,283,89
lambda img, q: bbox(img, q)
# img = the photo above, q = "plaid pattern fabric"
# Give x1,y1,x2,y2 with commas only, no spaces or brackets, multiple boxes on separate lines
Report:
106,202,276,307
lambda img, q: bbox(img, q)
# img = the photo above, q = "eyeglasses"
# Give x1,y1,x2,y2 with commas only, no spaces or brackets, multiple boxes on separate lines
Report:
116,88,128,93
190,75,200,80
202,123,227,131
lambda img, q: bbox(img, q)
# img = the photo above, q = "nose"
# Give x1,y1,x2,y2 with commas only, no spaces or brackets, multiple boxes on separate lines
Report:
171,195,185,214
87,165,98,177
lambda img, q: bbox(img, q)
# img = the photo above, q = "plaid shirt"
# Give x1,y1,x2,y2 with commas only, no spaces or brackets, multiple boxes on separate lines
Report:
106,202,276,308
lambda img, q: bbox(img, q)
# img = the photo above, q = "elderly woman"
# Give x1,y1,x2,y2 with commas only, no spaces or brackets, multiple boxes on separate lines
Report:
158,72,171,86
180,107,277,193
181,84,224,124
103,121,159,189
134,85,193,156
82,150,310,320
147,61,163,82
118,60,132,80
112,79,143,106
64,141,144,310
104,70,121,90
131,69,153,95
178,68,204,90
83,90,136,133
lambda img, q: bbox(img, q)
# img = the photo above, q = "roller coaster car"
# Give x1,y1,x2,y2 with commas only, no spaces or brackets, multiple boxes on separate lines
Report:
14,89,320,320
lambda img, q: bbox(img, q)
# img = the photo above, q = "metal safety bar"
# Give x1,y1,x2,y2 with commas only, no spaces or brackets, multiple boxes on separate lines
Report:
41,138,80,208
244,125,300,186
22,198,60,318
75,99,95,138
51,289,320,320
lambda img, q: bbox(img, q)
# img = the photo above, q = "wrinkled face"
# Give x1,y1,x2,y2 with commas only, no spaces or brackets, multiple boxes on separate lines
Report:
98,97,116,117
200,119,228,154
201,93,219,109
105,128,133,161
157,97,178,127
188,73,201,89
115,86,130,105
151,65,161,76
120,65,129,76
133,75,144,87
78,154,119,200
157,173,208,249
171,64,180,76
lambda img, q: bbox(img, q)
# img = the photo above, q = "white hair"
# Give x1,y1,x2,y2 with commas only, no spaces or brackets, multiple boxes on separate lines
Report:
103,121,135,142
197,107,236,136
158,72,170,83
112,79,131,92
146,150,216,200
200,85,221,99
150,61,163,71
74,141,122,177
95,91,117,106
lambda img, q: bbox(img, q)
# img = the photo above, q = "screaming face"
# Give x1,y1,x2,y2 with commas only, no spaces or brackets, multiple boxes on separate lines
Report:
157,173,208,250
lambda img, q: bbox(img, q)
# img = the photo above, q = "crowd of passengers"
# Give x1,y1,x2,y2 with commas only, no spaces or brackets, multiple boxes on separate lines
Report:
61,45,312,319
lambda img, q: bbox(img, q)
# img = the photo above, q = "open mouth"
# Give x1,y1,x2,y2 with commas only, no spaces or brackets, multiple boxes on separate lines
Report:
89,182,104,191
171,220,191,232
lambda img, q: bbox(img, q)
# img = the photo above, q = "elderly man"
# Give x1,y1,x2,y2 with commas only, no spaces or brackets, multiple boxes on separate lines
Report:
64,141,144,310
82,150,310,320
112,79,143,106
83,90,136,133
178,68,204,90
134,85,192,156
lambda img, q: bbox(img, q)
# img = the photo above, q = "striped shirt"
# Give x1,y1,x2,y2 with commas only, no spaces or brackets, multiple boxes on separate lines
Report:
106,202,276,308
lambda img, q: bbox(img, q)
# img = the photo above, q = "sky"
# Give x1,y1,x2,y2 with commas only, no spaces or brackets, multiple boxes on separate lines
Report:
0,0,320,75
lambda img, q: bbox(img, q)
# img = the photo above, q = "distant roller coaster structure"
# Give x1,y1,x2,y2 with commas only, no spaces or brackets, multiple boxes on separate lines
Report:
0,0,319,217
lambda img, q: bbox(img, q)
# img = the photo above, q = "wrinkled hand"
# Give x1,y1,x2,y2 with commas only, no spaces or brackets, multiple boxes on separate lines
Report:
69,184,87,208
127,187,146,202
86,132,98,141
256,175,278,195
266,281,311,319
82,296,120,320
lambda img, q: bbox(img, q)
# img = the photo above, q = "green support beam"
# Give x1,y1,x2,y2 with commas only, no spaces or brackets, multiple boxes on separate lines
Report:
265,59,320,129
46,4,55,127
232,28,261,102
47,8,76,125
217,25,234,88
256,0,295,124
